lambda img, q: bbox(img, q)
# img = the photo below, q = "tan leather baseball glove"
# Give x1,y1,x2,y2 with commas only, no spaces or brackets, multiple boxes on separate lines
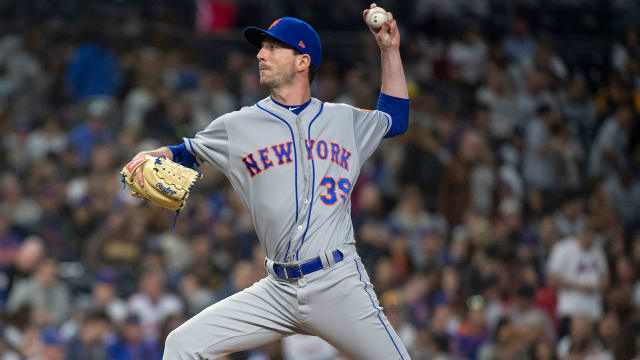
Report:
120,155,201,212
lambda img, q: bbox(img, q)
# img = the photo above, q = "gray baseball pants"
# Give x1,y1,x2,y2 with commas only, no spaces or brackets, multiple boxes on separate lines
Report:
163,245,410,359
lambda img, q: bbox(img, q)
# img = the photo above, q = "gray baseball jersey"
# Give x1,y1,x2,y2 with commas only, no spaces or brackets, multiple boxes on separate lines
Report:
168,96,411,360
185,96,390,263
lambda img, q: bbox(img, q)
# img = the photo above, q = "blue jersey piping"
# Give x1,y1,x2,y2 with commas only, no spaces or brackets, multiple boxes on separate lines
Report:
296,102,324,260
383,114,391,136
256,103,299,261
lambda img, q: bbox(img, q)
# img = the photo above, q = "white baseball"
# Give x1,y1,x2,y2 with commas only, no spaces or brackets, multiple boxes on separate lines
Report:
366,7,388,29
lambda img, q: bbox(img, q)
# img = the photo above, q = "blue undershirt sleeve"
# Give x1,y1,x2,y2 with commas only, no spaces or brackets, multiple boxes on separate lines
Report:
377,93,410,138
167,143,199,169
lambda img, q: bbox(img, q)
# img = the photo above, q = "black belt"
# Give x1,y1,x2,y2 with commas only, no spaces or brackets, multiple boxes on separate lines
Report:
272,250,343,279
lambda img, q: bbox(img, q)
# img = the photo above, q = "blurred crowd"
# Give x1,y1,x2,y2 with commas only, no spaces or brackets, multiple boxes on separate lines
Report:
1,0,640,359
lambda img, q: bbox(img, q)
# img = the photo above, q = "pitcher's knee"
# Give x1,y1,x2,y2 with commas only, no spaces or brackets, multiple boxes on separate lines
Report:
164,327,181,349
164,325,195,358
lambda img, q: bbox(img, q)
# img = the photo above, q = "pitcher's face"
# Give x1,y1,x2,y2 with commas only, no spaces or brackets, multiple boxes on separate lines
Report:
257,38,298,90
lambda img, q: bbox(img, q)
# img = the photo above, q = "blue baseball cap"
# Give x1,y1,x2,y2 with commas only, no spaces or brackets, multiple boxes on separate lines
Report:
243,17,322,69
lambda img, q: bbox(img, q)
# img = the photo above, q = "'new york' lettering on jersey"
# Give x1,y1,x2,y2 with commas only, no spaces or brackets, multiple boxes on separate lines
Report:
242,140,351,177
184,97,391,263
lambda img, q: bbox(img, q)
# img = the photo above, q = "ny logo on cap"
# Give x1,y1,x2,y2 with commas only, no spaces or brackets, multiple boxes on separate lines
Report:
298,40,306,48
269,19,281,29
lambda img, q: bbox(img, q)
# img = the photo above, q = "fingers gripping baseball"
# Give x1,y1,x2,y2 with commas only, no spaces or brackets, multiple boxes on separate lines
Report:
363,3,400,50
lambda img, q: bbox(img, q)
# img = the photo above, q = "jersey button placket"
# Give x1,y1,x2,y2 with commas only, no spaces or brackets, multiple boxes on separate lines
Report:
296,115,311,214
299,118,313,215
292,114,310,259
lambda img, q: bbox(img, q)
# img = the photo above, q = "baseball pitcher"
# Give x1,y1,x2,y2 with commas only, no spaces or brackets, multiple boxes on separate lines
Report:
125,4,411,359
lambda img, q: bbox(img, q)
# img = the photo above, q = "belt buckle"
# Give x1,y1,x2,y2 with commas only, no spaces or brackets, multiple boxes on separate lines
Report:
286,264,303,280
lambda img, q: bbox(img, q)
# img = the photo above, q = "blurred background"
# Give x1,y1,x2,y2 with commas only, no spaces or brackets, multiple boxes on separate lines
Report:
0,0,639,359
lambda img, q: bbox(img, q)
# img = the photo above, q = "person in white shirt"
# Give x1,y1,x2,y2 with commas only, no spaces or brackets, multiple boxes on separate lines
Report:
127,270,184,339
547,219,608,339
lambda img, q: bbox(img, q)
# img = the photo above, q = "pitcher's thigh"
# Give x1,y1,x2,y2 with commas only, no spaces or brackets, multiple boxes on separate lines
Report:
305,259,411,360
163,278,298,360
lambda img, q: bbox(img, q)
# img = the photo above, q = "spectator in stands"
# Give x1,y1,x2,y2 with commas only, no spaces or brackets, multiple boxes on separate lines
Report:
587,179,624,238
523,105,559,192
475,64,518,143
65,310,113,360
6,257,70,326
230,260,260,295
127,270,183,339
556,314,612,360
90,269,128,324
547,220,608,338
611,27,640,77
509,285,555,343
108,314,162,360
603,169,640,228
553,191,586,239
439,129,483,226
478,320,530,360
85,208,148,272
191,71,237,130
503,17,537,66
69,98,114,167
589,103,633,179
560,75,598,153
448,24,488,85
65,24,117,100
142,92,194,144
0,174,42,230
25,115,67,164
605,256,635,317
179,271,216,317
598,311,634,359
391,184,446,268
0,234,43,303
451,295,491,360
527,39,568,83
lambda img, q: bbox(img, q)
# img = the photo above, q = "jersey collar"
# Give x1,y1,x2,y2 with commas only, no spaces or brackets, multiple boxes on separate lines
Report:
260,96,320,121
269,96,312,115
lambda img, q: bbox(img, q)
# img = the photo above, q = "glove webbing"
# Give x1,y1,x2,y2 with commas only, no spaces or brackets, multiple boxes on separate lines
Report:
171,159,201,233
